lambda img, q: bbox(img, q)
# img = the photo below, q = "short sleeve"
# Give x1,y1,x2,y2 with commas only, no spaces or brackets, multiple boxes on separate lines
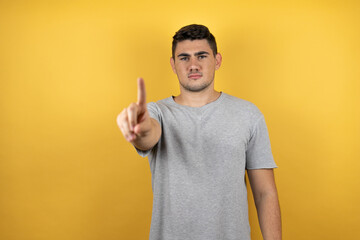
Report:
245,115,277,169
135,102,162,157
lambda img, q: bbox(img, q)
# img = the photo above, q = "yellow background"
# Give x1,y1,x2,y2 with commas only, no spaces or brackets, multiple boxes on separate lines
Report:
1,0,359,239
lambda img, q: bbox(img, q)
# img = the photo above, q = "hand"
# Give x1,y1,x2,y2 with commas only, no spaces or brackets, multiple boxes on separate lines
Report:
117,78,152,142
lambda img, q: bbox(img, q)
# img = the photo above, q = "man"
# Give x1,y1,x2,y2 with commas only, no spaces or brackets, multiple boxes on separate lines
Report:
117,24,281,240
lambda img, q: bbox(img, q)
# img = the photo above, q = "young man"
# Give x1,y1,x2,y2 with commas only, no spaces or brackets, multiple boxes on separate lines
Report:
117,24,281,240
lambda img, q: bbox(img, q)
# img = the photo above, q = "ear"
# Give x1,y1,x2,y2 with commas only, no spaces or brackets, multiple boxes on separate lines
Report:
170,57,177,74
215,53,222,70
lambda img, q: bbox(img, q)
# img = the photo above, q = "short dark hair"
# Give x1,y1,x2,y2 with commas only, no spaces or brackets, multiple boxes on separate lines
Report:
172,24,217,59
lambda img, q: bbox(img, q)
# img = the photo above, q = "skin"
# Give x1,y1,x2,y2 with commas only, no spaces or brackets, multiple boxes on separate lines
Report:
170,39,222,107
116,78,161,151
117,39,281,240
248,169,282,240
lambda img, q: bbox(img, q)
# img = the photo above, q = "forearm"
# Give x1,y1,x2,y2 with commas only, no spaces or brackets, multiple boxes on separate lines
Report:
254,192,282,240
132,118,161,151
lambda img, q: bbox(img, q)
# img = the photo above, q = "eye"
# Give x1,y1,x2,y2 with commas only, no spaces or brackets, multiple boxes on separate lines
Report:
198,55,207,59
180,56,189,61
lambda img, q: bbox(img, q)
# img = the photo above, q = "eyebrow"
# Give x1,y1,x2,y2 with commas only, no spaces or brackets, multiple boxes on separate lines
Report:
177,51,210,58
195,51,210,56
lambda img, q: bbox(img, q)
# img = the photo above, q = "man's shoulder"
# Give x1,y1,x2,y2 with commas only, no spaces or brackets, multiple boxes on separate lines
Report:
147,97,173,108
221,93,262,115
146,97,174,116
222,93,254,104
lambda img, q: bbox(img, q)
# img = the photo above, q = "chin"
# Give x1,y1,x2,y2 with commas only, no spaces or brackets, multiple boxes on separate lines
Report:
182,82,212,92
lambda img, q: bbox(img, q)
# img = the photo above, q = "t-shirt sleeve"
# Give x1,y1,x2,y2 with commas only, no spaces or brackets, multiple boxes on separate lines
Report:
134,102,162,157
245,115,278,169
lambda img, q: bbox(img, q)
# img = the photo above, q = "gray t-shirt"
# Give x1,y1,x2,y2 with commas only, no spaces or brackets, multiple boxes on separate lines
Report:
137,93,277,240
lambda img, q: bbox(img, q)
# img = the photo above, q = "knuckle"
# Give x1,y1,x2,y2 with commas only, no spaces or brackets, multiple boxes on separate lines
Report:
129,117,136,123
128,103,137,111
123,130,130,138
117,111,124,119
118,109,128,119
122,111,129,120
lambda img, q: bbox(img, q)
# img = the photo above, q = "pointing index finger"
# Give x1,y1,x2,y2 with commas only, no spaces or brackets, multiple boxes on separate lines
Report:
137,77,146,107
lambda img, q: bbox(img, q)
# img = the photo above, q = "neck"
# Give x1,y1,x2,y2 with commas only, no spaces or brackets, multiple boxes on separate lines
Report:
173,88,221,107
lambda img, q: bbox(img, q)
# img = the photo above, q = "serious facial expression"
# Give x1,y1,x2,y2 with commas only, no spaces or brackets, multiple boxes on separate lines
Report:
170,39,222,92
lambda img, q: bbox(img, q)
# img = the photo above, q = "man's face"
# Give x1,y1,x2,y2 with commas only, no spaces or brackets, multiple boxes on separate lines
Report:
170,39,222,92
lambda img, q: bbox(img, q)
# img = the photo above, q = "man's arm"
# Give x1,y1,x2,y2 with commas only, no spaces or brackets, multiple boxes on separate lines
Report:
116,78,161,151
247,169,282,240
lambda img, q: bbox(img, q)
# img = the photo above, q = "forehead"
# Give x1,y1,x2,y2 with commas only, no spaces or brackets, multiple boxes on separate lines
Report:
174,39,213,55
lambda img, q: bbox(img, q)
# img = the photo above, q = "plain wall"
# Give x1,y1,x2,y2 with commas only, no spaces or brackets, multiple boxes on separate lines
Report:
1,1,359,239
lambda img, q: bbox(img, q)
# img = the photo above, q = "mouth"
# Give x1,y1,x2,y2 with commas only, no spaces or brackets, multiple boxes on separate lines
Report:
188,73,203,80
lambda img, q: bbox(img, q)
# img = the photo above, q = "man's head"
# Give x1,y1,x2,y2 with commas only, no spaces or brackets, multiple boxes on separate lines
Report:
170,24,222,93
172,24,217,59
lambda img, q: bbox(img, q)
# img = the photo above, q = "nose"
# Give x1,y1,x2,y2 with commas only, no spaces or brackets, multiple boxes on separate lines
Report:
188,57,200,72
